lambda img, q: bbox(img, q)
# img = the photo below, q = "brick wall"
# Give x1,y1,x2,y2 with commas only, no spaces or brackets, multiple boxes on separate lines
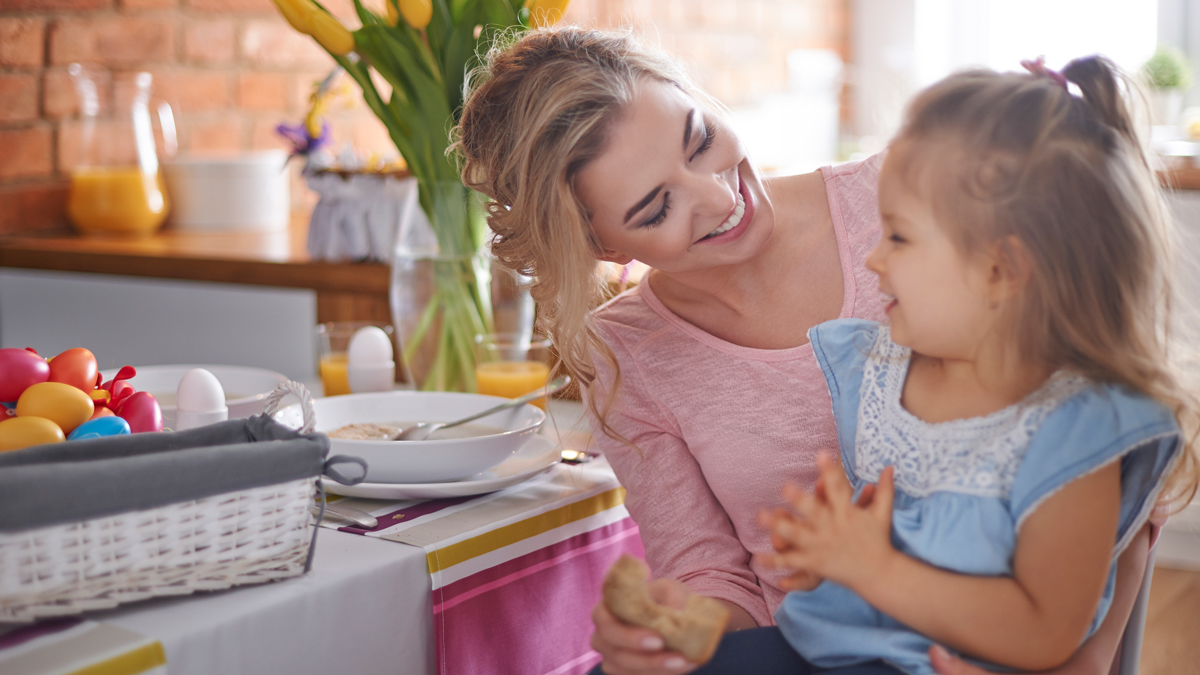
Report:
0,0,848,235
569,0,850,110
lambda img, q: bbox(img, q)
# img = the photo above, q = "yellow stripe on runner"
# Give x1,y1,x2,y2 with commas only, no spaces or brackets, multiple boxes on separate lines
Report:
66,641,166,675
427,487,625,573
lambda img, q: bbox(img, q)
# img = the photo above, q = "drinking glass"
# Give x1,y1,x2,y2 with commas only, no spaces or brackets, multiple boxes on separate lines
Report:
474,333,552,408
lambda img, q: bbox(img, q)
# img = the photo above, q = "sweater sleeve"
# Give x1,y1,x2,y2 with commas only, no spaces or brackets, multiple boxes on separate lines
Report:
586,327,772,627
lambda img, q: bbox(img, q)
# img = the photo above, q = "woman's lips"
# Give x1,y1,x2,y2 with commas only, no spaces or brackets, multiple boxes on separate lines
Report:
885,298,897,313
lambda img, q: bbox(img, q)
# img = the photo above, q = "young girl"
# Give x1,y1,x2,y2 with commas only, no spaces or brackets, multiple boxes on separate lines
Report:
755,56,1198,675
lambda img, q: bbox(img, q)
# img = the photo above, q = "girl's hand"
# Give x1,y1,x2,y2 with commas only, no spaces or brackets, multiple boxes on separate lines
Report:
757,506,824,591
590,577,699,674
762,453,897,589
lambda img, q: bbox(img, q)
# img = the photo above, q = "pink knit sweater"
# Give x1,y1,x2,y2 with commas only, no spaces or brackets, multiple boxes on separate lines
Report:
587,155,887,627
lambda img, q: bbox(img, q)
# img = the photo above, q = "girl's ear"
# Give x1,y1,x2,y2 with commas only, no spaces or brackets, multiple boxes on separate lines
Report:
986,236,1033,305
595,249,634,265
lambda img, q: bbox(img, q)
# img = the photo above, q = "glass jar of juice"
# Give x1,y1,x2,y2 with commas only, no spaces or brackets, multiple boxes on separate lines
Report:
67,66,176,236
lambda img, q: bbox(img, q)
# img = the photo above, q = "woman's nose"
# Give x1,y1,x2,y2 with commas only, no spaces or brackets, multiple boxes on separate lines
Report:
692,170,737,216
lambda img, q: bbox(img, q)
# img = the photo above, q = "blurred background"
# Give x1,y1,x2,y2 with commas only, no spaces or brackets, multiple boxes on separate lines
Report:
0,0,1188,232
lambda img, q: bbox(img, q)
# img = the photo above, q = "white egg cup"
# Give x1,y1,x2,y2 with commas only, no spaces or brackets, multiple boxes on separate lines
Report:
348,364,395,394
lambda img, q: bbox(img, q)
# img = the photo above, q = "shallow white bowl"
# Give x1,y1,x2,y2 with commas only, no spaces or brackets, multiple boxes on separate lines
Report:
100,364,288,429
272,391,546,483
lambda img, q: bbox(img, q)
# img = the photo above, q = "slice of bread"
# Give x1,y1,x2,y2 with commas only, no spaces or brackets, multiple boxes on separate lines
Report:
602,555,730,664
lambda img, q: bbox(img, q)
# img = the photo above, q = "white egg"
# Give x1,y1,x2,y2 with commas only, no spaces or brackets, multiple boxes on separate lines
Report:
177,368,226,413
348,327,394,368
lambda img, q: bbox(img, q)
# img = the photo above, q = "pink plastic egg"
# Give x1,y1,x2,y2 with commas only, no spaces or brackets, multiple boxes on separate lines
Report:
0,348,49,403
116,391,162,433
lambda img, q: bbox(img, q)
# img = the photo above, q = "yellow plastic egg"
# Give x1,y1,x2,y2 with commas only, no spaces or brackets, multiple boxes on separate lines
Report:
16,382,94,435
0,416,65,452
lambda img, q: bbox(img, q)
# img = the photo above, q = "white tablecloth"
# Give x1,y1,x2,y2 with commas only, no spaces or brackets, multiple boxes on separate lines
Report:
92,530,434,675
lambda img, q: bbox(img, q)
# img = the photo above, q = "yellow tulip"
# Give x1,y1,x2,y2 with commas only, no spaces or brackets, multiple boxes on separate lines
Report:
271,0,316,33
398,0,432,30
527,0,570,28
384,0,399,27
309,11,356,55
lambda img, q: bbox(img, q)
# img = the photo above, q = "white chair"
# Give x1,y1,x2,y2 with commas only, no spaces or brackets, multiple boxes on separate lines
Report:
1111,547,1157,675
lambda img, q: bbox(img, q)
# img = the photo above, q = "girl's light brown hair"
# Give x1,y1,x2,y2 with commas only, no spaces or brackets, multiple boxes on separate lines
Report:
893,56,1199,507
452,27,703,441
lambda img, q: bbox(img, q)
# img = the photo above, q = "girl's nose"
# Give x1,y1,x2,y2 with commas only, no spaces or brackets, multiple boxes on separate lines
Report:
865,241,886,275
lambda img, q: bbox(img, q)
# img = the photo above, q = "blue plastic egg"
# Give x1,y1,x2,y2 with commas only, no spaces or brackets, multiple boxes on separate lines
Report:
67,415,131,441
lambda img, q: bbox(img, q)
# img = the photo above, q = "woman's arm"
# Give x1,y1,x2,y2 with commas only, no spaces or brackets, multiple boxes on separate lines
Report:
764,454,1122,671
587,347,772,626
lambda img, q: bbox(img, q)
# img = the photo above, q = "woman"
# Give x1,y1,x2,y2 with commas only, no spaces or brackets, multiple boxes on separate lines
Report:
454,27,1155,675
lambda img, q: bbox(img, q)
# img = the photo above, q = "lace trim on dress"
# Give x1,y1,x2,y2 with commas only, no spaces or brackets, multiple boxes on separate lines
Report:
854,327,1090,499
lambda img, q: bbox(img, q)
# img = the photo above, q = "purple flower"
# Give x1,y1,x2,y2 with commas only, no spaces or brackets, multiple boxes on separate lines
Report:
276,120,331,159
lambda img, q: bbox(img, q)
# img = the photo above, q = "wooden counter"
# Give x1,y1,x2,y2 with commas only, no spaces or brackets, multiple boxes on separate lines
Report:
0,216,392,324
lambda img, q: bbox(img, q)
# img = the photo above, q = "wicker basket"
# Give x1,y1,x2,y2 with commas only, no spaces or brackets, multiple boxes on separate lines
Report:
0,382,363,622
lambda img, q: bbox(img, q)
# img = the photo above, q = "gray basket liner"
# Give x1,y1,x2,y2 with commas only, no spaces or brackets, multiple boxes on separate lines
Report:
0,415,332,533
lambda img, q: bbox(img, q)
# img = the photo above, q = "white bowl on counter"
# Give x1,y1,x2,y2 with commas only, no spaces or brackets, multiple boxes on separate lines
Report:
162,150,290,232
271,391,546,483
99,364,288,430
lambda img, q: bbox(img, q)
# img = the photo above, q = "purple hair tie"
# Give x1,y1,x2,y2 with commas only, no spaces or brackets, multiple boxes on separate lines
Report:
1020,56,1069,90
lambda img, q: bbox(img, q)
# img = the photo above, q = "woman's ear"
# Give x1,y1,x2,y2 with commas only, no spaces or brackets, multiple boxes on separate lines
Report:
986,236,1032,305
596,249,634,265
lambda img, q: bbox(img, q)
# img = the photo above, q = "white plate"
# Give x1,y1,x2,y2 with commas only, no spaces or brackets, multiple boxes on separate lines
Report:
100,364,288,429
326,435,562,499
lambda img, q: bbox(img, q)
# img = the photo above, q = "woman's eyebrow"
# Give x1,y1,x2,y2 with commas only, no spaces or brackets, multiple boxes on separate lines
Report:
681,108,695,151
624,185,662,224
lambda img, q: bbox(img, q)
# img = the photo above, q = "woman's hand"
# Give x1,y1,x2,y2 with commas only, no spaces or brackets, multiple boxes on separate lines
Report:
758,453,896,589
590,577,700,674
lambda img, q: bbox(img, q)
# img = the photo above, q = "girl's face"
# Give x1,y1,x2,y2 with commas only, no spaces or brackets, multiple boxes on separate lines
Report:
867,149,1000,359
575,78,773,274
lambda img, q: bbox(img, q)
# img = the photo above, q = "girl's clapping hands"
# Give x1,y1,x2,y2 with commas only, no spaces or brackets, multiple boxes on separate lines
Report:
757,453,896,591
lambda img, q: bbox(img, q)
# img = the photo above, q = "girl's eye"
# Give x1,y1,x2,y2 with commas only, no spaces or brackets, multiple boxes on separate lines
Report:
692,122,717,160
889,233,906,244
642,192,671,228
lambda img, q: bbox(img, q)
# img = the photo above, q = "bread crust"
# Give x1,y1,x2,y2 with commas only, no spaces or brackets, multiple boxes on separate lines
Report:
601,555,730,664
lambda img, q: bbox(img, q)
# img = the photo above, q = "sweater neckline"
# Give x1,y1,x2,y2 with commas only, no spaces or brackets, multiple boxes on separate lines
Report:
632,165,856,362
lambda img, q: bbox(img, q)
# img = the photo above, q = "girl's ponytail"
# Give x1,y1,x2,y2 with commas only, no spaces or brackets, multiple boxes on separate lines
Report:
1061,56,1142,159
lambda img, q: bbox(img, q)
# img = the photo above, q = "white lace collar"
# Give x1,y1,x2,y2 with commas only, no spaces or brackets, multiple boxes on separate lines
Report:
854,327,1089,499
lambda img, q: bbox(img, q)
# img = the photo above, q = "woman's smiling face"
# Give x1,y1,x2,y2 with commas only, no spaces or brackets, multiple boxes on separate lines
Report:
575,78,773,274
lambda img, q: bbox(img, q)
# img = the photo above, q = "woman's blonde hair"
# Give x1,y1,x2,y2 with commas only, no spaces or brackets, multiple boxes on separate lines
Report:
893,56,1199,507
453,27,703,440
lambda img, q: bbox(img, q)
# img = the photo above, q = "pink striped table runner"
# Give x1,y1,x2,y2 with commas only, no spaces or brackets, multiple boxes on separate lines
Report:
320,458,644,675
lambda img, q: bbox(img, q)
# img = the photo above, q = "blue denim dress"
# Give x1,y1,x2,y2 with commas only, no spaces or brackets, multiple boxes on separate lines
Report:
775,319,1181,675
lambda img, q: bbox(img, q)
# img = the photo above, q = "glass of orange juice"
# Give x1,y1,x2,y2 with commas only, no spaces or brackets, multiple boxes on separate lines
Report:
316,322,395,396
474,333,553,408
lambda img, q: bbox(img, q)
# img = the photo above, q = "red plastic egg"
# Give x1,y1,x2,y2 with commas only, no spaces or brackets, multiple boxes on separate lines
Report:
0,348,49,402
47,348,98,394
116,391,162,433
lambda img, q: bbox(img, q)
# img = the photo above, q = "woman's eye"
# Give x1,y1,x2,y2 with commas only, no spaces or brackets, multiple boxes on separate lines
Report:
889,233,905,244
692,122,717,159
642,192,671,228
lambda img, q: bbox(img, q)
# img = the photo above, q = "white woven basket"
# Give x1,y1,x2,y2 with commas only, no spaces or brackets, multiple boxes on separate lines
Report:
0,477,316,621
0,381,331,623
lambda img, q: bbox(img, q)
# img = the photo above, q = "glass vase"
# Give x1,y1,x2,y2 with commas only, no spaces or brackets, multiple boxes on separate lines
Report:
390,180,495,392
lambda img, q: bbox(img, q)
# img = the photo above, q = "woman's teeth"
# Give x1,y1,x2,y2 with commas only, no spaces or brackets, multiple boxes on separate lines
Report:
702,193,745,240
